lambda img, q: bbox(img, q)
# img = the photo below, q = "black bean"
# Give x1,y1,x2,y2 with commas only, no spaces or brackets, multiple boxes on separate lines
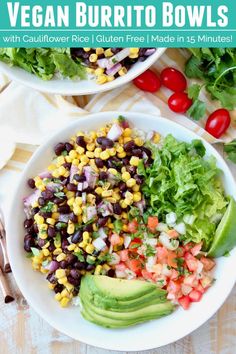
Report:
95,158,104,168
37,239,46,248
33,224,39,233
134,174,143,185
70,269,81,279
54,143,66,156
58,205,70,214
111,48,120,54
27,178,35,189
41,190,54,200
97,216,109,228
48,243,56,252
61,239,69,250
124,140,135,152
63,162,71,170
132,149,143,158
96,137,114,148
122,157,130,166
107,269,115,277
54,284,64,293
69,213,78,224
24,235,35,252
39,211,52,219
142,146,152,157
67,183,77,192
107,157,120,169
47,226,56,238
67,276,81,287
113,203,122,215
76,136,86,148
95,194,102,205
85,186,94,193
119,182,127,192
38,197,46,206
60,229,68,238
60,260,68,269
66,254,77,265
74,261,86,270
83,224,93,233
65,143,73,152
74,174,86,182
72,288,79,296
53,197,64,205
76,191,82,197
23,218,34,229
99,171,108,180
46,273,57,284
71,230,83,244
86,264,95,271
126,165,136,175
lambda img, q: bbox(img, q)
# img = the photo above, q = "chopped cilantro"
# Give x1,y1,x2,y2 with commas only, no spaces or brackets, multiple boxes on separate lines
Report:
41,201,54,213
54,233,61,243
86,255,96,264
114,219,122,234
145,244,156,257
74,252,85,262
26,252,33,258
56,222,67,229
54,191,65,199
30,247,40,256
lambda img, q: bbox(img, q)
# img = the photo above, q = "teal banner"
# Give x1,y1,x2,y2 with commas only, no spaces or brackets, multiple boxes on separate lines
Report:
0,0,235,47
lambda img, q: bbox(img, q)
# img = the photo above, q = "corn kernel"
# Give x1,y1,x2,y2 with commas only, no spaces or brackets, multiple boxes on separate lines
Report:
55,293,62,301
113,193,121,201
118,67,127,76
95,48,104,55
86,151,94,159
95,187,103,195
122,171,131,182
95,265,103,275
76,146,85,155
123,137,132,144
107,223,114,229
73,205,82,216
79,241,86,248
153,132,161,144
86,244,95,254
48,283,55,290
55,269,66,279
53,247,62,255
93,224,98,231
60,297,70,307
57,156,65,166
58,277,67,285
65,156,72,163
69,150,77,159
134,137,144,147
56,253,66,262
104,48,113,57
72,159,79,166
46,217,56,226
42,241,50,249
39,232,48,240
67,197,75,207
87,194,96,204
89,53,98,63
103,264,110,271
52,212,59,220
116,146,124,153
40,267,49,274
117,152,126,158
83,231,90,242
65,283,74,292
126,178,136,188
75,196,83,206
106,197,117,204
42,249,50,257
130,156,140,167
108,168,117,175
122,224,128,232
96,75,107,85
102,190,113,198
120,200,128,209
81,155,89,164
94,147,102,158
83,47,91,52
133,192,142,202
34,214,44,225
67,221,75,235
122,211,128,219
51,170,60,178
67,244,76,251
130,48,139,54
58,166,67,176
129,53,139,59
100,150,110,160
66,191,75,199
48,164,56,171
107,75,115,82
132,184,140,192
61,289,70,298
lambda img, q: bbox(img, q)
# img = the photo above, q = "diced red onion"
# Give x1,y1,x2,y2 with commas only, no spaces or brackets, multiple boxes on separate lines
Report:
108,253,120,265
97,58,109,68
92,238,107,251
23,207,32,219
23,189,41,207
145,48,156,56
98,201,113,217
146,131,154,141
46,182,61,192
135,199,146,214
39,171,52,179
107,123,123,141
107,48,130,69
82,192,87,204
124,235,131,248
86,206,97,220
77,183,83,191
58,214,71,223
98,228,107,239
69,165,78,183
106,63,122,76
48,261,59,272
83,166,98,189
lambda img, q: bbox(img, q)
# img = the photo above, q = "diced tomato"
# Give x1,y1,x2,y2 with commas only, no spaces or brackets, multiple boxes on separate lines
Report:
170,269,179,280
200,257,216,271
119,249,129,262
184,274,199,287
115,262,127,272
185,252,198,272
141,269,153,280
147,216,159,232
126,259,142,276
167,280,181,294
179,295,191,310
127,220,138,233
110,233,121,246
195,283,205,294
156,246,168,263
176,246,185,257
167,229,179,238
129,238,142,252
184,242,194,252
167,251,178,268
189,290,203,302
200,275,213,289
190,242,203,256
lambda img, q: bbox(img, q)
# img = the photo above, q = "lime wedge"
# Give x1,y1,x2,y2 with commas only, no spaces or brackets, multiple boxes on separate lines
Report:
208,197,236,258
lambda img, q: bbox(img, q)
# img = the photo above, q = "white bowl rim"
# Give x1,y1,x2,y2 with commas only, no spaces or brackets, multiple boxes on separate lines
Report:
0,48,166,96
6,111,236,351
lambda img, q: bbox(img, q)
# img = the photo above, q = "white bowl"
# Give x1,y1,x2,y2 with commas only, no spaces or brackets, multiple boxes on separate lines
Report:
0,49,165,95
6,112,236,351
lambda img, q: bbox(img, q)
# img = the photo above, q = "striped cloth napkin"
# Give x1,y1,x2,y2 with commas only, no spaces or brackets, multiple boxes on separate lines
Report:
0,48,235,211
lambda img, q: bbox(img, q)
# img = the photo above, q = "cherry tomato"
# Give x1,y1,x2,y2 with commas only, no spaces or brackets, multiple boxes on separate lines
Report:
168,92,192,113
133,69,161,93
126,259,142,276
205,109,231,138
127,220,138,233
147,216,159,232
161,67,187,92
178,295,191,310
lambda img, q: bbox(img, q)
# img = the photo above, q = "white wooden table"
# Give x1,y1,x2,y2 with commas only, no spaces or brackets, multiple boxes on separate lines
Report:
0,146,235,354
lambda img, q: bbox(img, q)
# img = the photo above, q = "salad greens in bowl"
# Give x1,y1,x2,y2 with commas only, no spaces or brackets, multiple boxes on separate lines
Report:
6,112,236,350
0,47,165,95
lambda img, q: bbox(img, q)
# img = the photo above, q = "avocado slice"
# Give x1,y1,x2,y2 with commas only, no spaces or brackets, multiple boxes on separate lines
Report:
81,279,167,312
81,296,174,328
83,275,159,300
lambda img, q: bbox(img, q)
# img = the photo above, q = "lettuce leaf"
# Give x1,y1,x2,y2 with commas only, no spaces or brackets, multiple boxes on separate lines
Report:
142,135,228,249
